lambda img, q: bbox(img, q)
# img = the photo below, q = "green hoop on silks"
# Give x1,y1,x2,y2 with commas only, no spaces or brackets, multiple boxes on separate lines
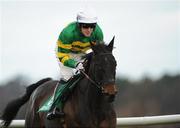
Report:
38,74,83,112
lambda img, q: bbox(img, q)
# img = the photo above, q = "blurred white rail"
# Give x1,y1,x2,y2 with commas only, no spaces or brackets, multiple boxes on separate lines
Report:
0,114,180,127
117,114,180,126
0,120,24,127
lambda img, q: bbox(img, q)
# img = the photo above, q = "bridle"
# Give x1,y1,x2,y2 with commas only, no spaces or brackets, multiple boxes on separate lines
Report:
80,52,115,94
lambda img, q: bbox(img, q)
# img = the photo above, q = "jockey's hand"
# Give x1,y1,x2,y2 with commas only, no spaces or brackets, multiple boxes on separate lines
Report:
76,62,84,71
73,62,84,75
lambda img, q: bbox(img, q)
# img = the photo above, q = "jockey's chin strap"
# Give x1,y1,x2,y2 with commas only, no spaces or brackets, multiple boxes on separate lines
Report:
80,70,104,92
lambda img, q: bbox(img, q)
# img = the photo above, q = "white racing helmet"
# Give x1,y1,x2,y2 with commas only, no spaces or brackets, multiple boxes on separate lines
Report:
77,9,97,24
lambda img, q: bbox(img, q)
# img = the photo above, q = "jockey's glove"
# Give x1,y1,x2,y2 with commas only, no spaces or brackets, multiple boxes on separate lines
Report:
76,62,84,71
73,62,84,75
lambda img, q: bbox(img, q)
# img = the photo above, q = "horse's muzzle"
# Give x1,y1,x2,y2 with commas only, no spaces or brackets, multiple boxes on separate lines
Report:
104,94,116,102
102,84,117,102
102,84,118,95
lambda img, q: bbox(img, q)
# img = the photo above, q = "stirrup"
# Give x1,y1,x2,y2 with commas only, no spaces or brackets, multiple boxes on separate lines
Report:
46,107,65,120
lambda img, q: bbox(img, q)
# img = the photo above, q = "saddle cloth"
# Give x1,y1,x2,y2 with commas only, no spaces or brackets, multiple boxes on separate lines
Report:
38,74,82,112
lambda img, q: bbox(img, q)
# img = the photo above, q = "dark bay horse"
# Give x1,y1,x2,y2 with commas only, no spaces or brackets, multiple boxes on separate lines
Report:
1,37,117,128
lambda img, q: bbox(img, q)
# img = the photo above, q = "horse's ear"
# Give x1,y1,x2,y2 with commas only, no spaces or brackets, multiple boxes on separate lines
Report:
107,36,115,52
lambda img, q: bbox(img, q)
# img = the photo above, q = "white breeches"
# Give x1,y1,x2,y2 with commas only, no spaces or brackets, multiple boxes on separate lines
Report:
57,53,85,81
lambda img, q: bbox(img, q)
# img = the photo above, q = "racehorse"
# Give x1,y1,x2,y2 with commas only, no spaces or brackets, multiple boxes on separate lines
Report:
1,37,117,128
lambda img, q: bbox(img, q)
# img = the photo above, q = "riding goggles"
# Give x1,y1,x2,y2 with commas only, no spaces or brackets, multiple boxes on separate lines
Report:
79,23,96,29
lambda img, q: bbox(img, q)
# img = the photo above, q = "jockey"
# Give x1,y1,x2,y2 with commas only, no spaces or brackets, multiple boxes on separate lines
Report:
46,9,104,120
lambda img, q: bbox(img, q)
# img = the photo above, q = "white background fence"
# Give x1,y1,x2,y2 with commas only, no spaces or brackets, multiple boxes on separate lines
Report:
1,114,180,127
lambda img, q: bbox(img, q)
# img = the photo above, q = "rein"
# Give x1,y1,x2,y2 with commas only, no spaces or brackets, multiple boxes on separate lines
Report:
80,70,103,91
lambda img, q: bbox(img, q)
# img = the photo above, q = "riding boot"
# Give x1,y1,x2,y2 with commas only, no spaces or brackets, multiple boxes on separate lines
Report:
46,75,81,120
46,80,66,120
